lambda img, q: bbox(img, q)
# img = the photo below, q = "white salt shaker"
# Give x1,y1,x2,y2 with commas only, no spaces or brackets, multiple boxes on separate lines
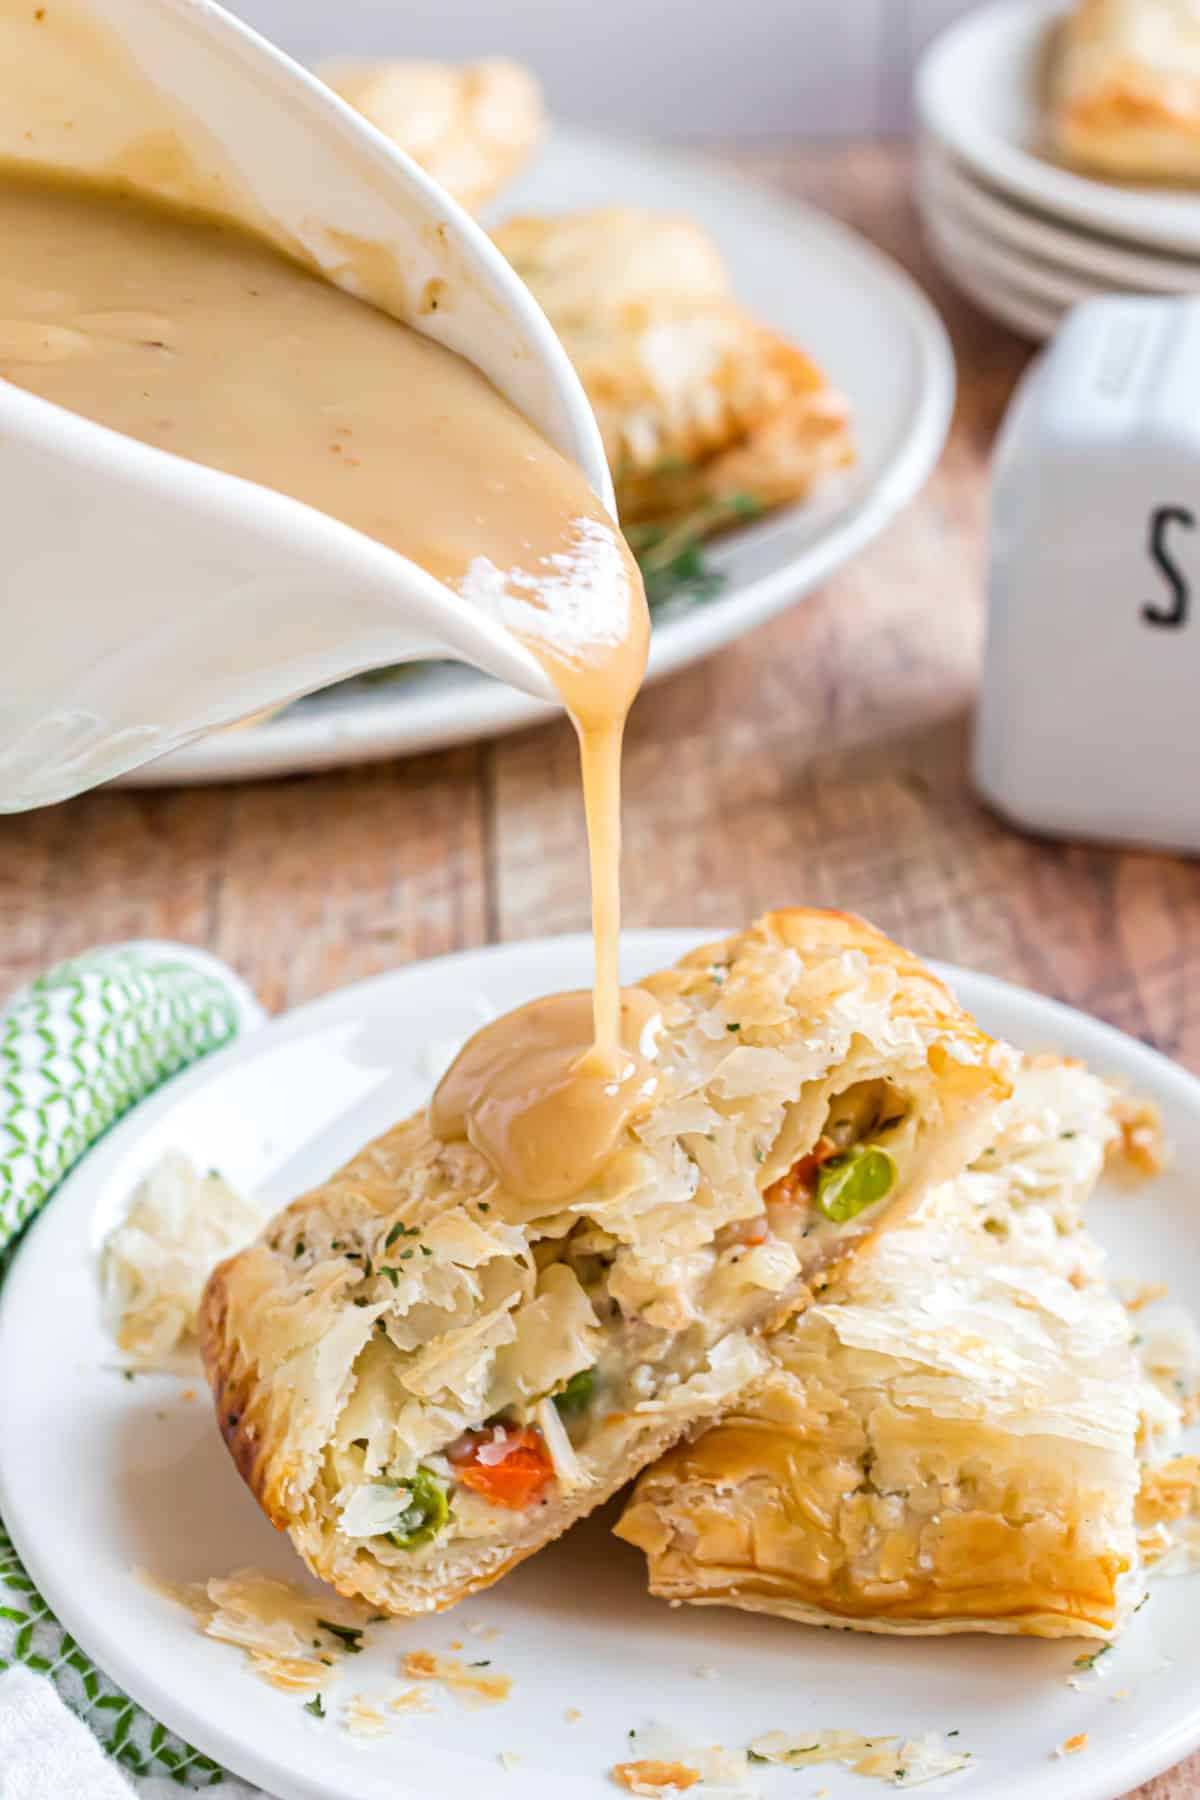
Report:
976,296,1200,855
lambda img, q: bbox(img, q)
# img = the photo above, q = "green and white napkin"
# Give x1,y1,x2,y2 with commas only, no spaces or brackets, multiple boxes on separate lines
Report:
0,943,266,1794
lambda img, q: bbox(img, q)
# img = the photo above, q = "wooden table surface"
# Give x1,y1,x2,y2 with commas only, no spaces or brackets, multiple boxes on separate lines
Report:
2,142,1197,1795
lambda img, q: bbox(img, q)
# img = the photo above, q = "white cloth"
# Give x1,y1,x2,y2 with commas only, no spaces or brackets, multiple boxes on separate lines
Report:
0,1666,135,1800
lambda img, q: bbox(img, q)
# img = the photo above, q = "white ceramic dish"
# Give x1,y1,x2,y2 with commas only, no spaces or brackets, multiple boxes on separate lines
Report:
918,137,1200,297
923,203,1097,312
1,0,605,810
119,126,955,785
1,929,1198,1800
923,214,1064,341
932,254,1061,341
916,0,1200,258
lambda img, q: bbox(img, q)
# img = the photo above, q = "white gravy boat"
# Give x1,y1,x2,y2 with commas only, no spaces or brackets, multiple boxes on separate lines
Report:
0,0,612,810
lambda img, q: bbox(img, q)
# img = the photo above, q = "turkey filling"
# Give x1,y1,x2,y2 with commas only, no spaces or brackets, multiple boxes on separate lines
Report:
318,1078,915,1563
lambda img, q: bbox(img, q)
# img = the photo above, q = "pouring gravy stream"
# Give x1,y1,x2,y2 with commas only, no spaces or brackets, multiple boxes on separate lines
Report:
0,168,659,1194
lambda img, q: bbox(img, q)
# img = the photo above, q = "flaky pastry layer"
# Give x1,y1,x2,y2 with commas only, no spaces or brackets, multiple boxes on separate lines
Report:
201,909,1008,1614
618,1058,1150,1639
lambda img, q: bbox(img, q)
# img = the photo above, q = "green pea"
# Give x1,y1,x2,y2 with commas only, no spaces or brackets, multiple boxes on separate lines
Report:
386,1467,450,1549
816,1145,896,1223
554,1367,596,1417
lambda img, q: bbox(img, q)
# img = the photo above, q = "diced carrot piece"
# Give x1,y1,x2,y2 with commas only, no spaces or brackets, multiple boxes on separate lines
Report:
455,1427,554,1510
764,1135,837,1206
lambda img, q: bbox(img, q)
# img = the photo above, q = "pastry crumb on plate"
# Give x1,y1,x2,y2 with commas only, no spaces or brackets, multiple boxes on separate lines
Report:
401,1649,512,1705
101,1150,261,1374
612,1760,700,1796
1108,1092,1166,1177
390,1686,435,1715
749,1728,972,1786
137,1566,372,1695
342,1693,392,1739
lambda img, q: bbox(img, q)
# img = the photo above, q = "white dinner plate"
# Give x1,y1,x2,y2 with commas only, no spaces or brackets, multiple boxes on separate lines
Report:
916,0,1200,258
918,137,1200,296
119,126,954,785
1,930,1199,1800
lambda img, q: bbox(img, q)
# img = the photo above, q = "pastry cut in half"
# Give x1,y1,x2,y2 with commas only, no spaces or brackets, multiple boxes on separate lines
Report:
1050,0,1200,183
199,910,1010,1615
492,208,855,537
617,1055,1153,1639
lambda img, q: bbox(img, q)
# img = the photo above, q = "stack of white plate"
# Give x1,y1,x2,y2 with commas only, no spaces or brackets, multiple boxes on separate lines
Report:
915,0,1200,341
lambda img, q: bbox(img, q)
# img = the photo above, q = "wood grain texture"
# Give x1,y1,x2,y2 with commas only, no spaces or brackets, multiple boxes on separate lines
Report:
0,750,489,1015
0,143,1196,1794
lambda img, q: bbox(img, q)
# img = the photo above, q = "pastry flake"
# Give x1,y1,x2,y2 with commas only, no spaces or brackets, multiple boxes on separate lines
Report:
138,1565,371,1693
101,1150,260,1374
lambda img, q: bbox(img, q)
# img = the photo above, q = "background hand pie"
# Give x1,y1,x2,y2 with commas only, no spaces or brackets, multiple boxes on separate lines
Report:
493,208,855,539
199,909,1009,1616
320,58,545,213
1051,0,1200,183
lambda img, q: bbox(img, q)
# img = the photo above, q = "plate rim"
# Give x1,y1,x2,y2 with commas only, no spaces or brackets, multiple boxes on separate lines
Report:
923,221,1062,342
917,136,1198,294
116,128,954,785
921,198,1097,308
916,0,1200,257
5,928,1200,1800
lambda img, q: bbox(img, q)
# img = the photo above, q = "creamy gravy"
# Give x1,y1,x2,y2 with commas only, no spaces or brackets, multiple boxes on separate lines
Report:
431,990,662,1206
0,168,655,1194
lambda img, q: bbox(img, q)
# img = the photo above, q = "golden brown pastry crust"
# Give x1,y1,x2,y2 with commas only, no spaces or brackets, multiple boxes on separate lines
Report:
200,909,1008,1614
492,209,854,532
617,1056,1145,1639
1051,0,1200,182
617,1418,1132,1637
665,910,978,1047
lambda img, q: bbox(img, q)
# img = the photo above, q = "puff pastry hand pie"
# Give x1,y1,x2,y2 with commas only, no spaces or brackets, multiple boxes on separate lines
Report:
617,1056,1151,1639
320,59,544,213
492,208,854,533
199,910,1008,1615
1051,0,1200,182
